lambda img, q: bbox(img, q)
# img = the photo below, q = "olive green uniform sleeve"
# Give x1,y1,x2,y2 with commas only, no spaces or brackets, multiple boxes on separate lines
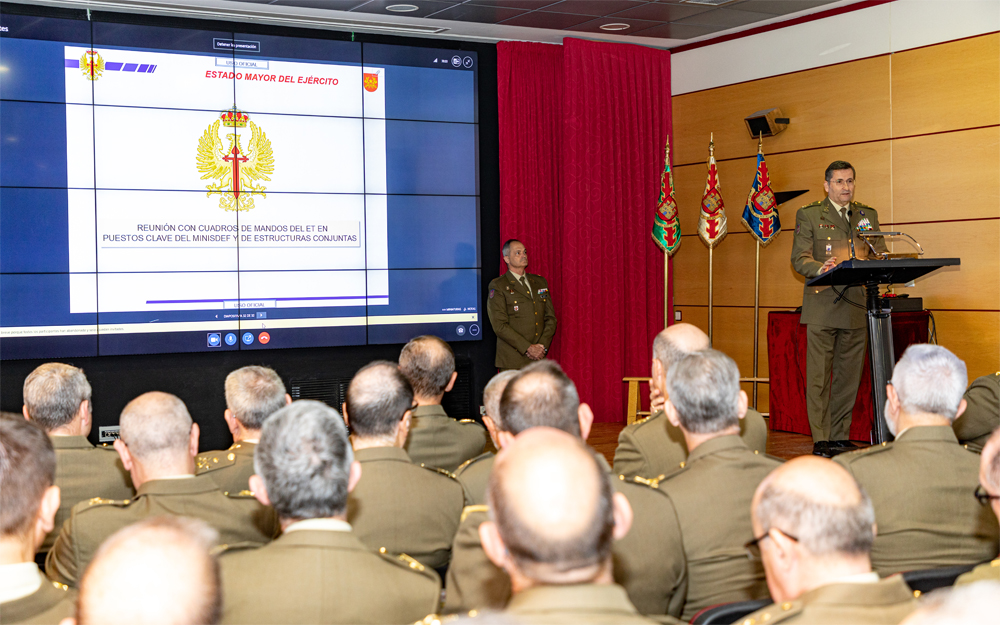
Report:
539,284,557,349
791,207,823,279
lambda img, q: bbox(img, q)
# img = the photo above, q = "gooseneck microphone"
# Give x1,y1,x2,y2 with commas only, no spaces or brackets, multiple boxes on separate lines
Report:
847,209,857,259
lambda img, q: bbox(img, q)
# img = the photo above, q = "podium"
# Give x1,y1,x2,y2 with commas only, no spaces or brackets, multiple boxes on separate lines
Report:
807,258,960,443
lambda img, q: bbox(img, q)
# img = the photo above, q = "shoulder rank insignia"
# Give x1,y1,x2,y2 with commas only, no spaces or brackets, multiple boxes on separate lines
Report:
85,497,129,508
632,474,666,489
379,547,426,572
224,489,257,498
419,464,457,479
211,541,264,557
802,199,823,208
460,504,489,524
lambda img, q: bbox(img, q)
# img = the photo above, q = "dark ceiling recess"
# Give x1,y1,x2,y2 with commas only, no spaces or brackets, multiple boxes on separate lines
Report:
249,0,844,40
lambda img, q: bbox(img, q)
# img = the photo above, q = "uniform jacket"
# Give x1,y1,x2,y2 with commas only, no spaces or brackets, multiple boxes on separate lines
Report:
955,558,999,585
44,473,279,587
613,408,769,481
791,199,886,329
835,426,1000,575
196,441,257,494
953,372,1000,453
347,446,464,570
218,527,441,624
657,435,782,621
486,271,557,369
0,564,75,625
443,456,687,618
45,435,133,553
497,583,672,625
405,405,488,473
740,575,917,624
454,452,495,506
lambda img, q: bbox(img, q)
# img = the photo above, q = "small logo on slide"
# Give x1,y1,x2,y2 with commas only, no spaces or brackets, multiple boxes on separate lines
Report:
363,71,379,92
197,106,275,212
80,50,105,81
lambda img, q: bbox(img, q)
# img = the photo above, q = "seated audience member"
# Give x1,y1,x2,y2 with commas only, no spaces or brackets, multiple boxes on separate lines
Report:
656,349,781,620
613,324,768,480
835,345,1000,575
0,416,75,624
444,360,686,618
953,372,1000,453
475,427,670,624
45,392,279,587
21,363,133,553
218,400,441,624
454,370,518,505
197,365,291,493
900,581,1000,625
399,336,488,472
956,426,1000,585
345,361,464,570
742,456,917,624
74,516,221,625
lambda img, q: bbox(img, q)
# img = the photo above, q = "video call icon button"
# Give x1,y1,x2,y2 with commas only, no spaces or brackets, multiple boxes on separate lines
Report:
258,332,271,344
242,332,255,345
224,332,237,346
451,55,461,67
207,333,221,347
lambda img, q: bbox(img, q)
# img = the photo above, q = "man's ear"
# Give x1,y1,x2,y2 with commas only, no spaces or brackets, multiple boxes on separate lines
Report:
496,430,515,450
664,399,682,428
445,371,458,393
954,398,968,421
482,415,497,438
611,492,633,542
479,521,510,570
823,179,831,195
223,409,240,437
22,405,30,421
38,485,61,536
651,358,664,387
737,390,749,420
577,403,595,442
885,383,901,425
341,403,350,427
189,423,201,458
395,410,412,447
248,474,270,507
347,461,362,493
113,439,133,472
77,400,92,430
284,393,292,406
767,527,798,568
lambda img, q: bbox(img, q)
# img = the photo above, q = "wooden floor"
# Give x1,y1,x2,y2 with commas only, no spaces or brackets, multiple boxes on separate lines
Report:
588,420,866,465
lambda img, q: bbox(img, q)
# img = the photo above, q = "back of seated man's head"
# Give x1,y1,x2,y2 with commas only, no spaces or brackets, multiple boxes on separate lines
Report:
653,323,710,372
77,515,220,625
345,361,414,444
0,415,57,553
22,362,91,433
254,400,354,522
498,360,581,437
485,428,619,586
753,456,876,602
665,349,742,434
399,335,455,399
224,366,287,432
889,344,967,428
119,392,193,466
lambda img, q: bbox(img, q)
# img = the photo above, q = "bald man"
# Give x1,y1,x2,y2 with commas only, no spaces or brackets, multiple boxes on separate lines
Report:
454,370,518,506
75,516,220,625
45,392,279,587
743,456,917,624
444,361,686,619
613,324,768,480
399,336,488,472
345,361,465,570
477,428,664,624
956,427,1000,585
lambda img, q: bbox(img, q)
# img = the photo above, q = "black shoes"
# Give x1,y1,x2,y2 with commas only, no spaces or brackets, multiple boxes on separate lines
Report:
812,440,858,458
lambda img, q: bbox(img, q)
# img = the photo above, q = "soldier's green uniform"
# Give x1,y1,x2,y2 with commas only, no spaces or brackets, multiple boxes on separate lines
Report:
405,405,488,473
657,435,782,621
953,372,1000,453
791,198,886,442
492,584,673,625
347,446,464,570
486,271,557,370
443,456,687,618
453,452,494,506
44,473,279,588
0,564,75,625
44,435,133,553
955,558,1000,585
613,408,768,481
218,521,441,625
739,576,917,625
196,441,257,494
834,426,1000,575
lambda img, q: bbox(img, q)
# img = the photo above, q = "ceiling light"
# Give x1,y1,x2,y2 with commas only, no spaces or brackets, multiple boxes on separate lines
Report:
599,23,630,31
386,3,420,12
681,0,738,6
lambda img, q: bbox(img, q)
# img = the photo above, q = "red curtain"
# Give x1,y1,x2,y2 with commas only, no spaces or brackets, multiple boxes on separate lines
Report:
497,39,672,423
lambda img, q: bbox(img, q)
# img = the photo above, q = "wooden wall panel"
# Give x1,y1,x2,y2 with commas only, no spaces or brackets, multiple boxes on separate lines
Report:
891,127,1000,224
929,311,1000,380
890,34,1000,137
672,55,891,165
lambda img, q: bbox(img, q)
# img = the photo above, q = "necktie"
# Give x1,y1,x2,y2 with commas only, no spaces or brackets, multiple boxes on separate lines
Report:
521,276,532,300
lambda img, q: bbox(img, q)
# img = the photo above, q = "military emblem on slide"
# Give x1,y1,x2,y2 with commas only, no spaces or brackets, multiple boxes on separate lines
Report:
363,71,379,93
196,107,275,212
80,50,105,81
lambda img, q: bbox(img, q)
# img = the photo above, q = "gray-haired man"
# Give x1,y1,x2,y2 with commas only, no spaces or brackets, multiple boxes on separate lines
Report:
836,344,1000,574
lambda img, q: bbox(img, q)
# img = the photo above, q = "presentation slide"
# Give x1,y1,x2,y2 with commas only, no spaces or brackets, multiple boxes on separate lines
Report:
0,12,482,359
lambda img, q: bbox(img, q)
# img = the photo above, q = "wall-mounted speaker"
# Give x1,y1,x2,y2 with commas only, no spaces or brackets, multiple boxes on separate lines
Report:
744,108,790,138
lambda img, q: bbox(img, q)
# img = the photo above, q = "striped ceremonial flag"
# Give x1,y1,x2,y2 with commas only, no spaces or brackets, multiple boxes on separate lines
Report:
697,136,727,249
741,138,781,246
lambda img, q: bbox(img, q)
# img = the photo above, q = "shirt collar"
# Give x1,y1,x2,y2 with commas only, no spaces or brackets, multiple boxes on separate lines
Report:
825,571,880,585
829,198,848,213
0,562,44,603
284,518,352,534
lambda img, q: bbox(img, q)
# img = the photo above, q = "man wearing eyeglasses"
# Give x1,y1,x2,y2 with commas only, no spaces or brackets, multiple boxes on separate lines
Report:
741,456,917,624
344,361,465,571
957,427,1000,585
835,344,1000,575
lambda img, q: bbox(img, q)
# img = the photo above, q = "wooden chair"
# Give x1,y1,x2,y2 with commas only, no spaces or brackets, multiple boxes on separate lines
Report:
622,376,770,424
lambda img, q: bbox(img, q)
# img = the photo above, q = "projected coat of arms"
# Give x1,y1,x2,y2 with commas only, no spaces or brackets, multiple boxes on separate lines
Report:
197,107,274,212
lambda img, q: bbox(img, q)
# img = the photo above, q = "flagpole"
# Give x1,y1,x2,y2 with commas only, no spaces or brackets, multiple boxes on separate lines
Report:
664,254,670,328
753,240,761,409
707,247,714,346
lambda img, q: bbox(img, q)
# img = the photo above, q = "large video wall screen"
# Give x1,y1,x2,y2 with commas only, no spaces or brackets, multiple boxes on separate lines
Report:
0,12,483,359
